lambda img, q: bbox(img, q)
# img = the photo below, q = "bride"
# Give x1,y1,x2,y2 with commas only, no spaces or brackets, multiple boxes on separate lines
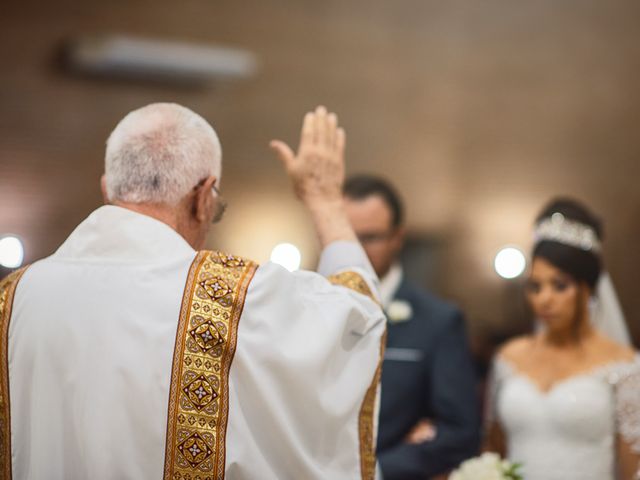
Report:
484,198,640,480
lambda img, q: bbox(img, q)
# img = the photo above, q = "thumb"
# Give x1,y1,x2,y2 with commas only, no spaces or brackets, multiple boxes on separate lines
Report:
269,140,295,170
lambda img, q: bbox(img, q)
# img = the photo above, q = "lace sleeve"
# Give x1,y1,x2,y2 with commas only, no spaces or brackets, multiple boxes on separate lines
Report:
615,362,640,454
485,358,508,429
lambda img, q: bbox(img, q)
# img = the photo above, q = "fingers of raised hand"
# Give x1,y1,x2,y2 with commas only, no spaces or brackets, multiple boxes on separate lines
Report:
315,106,342,152
299,111,315,152
269,140,295,170
326,112,338,149
294,107,344,179
315,105,327,146
300,106,340,151
335,126,345,156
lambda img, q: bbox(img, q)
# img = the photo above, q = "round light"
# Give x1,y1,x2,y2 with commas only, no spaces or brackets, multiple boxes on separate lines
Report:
270,243,301,272
494,246,526,279
0,236,24,269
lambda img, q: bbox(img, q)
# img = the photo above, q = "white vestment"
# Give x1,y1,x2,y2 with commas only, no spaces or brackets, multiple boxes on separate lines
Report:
7,205,385,479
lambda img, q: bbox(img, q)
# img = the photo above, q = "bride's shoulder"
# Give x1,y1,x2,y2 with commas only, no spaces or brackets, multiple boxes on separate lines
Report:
590,332,636,364
496,335,535,363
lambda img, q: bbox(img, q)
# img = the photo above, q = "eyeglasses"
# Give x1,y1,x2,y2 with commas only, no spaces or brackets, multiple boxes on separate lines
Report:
211,184,227,224
356,230,396,244
194,178,227,224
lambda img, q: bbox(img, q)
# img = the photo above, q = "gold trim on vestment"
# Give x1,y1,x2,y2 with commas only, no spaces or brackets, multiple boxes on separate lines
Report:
0,268,28,480
358,329,386,480
328,271,377,303
327,270,385,479
164,251,257,480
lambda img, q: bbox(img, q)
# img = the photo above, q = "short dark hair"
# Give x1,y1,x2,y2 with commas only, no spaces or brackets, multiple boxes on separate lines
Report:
343,174,404,227
533,197,603,290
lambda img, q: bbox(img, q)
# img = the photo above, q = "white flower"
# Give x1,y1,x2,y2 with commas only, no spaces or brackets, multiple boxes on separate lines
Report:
449,453,522,480
386,300,412,324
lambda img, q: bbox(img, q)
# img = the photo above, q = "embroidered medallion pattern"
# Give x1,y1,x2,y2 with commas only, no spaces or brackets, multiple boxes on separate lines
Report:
0,267,27,480
164,251,257,480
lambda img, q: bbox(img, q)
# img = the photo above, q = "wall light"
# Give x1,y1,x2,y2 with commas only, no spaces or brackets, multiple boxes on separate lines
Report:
0,236,24,269
494,246,526,279
270,243,301,272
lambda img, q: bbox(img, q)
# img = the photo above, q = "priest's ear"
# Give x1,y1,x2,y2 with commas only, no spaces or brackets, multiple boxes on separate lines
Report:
191,175,217,224
100,175,111,205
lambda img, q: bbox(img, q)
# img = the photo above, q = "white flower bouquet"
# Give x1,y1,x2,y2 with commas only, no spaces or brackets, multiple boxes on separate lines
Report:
449,452,523,480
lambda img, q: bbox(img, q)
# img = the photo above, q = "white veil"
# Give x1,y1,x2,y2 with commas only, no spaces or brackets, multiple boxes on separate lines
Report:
589,272,632,346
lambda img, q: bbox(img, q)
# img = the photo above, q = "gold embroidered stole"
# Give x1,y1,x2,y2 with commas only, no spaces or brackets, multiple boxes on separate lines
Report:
0,268,28,480
164,251,257,480
328,271,386,480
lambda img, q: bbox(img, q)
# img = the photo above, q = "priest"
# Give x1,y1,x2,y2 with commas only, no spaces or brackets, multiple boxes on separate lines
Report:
0,104,386,479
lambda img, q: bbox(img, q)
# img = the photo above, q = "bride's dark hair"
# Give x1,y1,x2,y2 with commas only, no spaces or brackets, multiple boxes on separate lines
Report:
533,198,603,290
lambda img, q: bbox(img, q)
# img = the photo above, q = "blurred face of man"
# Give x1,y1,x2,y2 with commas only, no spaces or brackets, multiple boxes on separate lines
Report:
344,194,404,278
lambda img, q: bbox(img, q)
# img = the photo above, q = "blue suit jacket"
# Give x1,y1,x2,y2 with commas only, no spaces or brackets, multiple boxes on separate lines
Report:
377,279,480,479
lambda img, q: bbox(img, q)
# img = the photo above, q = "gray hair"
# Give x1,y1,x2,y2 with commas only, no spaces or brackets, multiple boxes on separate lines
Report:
105,103,222,206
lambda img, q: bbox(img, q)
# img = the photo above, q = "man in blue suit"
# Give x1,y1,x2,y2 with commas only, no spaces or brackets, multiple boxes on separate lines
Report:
344,175,479,480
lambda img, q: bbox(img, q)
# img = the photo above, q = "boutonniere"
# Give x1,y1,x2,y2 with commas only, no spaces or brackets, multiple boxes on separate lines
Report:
386,300,413,324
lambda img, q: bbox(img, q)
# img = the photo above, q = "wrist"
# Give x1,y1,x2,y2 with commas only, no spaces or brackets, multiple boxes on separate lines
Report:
302,195,344,213
304,198,357,247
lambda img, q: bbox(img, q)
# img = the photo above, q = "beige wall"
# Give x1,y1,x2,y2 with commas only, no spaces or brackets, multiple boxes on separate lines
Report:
1,0,639,344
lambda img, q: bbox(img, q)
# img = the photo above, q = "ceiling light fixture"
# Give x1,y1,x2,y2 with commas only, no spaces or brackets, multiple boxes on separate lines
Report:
64,34,258,85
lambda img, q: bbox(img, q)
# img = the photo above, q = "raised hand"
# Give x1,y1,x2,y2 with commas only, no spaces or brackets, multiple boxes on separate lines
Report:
270,106,346,207
270,106,356,247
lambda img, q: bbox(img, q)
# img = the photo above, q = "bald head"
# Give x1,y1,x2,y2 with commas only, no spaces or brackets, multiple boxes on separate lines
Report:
105,103,221,206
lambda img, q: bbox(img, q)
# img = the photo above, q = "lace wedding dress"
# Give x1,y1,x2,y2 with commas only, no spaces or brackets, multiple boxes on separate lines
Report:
488,355,640,480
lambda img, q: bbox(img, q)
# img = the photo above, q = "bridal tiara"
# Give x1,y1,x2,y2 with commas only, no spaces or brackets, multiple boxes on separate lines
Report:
534,213,601,253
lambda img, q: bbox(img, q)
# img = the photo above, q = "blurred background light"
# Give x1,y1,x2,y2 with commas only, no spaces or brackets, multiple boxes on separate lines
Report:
0,236,25,269
270,243,301,272
64,34,258,85
494,246,526,279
